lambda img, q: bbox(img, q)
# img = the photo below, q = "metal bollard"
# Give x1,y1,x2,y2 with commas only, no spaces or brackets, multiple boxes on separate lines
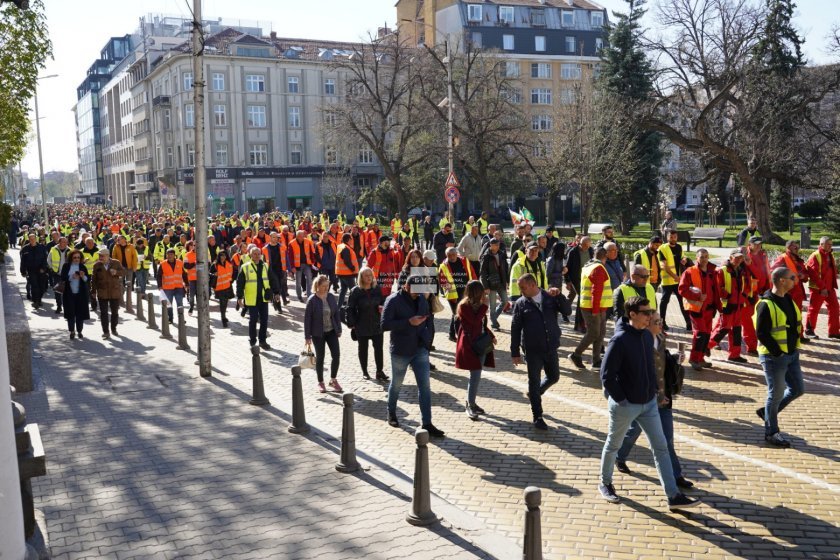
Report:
249,345,270,406
287,366,310,434
406,428,437,526
136,290,145,321
523,487,542,560
160,301,172,339
177,308,190,350
146,293,157,330
124,284,133,314
335,393,360,473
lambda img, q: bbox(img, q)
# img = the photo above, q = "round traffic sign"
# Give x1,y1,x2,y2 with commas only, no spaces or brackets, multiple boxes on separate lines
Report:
445,186,460,204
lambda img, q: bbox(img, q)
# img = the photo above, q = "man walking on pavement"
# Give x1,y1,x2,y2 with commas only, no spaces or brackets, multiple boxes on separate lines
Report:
90,248,126,339
236,247,281,350
678,249,719,370
736,216,761,247
458,223,482,278
805,237,839,339
479,237,509,330
262,232,288,311
708,250,752,364
597,295,700,511
633,236,663,291
755,267,806,447
743,236,772,355
658,230,692,331
565,235,593,333
510,273,572,430
21,233,48,309
439,247,476,340
613,264,657,321
48,237,70,314
772,240,811,343
569,247,612,370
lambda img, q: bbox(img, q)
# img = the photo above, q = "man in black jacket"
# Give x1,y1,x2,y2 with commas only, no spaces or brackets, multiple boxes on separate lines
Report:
598,296,699,511
432,223,455,264
564,236,593,332
21,233,48,309
479,238,509,329
510,273,572,430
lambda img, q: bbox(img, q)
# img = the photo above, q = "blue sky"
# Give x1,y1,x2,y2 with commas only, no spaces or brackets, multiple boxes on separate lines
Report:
22,0,837,177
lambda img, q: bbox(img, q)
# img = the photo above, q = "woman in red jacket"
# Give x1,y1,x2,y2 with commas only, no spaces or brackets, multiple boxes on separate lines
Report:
455,280,496,419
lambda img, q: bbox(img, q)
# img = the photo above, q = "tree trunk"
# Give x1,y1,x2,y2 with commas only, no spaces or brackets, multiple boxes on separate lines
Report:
546,194,556,226
740,172,784,244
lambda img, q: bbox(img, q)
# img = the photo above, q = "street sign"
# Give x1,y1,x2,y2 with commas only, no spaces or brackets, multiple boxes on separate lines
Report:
445,186,460,204
444,171,461,188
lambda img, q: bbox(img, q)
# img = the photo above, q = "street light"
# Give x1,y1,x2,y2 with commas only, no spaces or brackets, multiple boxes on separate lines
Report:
34,73,58,229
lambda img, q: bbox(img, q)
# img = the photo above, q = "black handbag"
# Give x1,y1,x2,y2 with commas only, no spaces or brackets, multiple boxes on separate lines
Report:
471,320,494,357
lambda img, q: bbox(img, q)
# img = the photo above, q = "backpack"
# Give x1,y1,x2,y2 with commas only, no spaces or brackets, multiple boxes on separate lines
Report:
664,350,685,395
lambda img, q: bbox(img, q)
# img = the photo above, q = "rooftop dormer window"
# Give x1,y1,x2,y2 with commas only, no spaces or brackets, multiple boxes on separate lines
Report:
467,4,482,22
591,11,604,27
531,8,546,27
499,6,514,24
561,10,575,27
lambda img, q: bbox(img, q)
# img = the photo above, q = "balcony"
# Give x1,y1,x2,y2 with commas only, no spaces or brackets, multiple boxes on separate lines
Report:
152,95,170,107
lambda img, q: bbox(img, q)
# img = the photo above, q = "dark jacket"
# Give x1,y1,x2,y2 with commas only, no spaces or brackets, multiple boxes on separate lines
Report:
564,245,593,287
601,317,658,405
347,285,384,337
304,293,342,339
479,249,508,291
509,289,572,358
20,243,48,274
59,263,91,321
381,289,432,356
545,242,567,287
432,230,455,263
755,290,799,356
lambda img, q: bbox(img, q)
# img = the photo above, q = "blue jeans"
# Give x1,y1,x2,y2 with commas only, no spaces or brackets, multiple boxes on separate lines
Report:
338,275,355,310
600,396,679,498
295,265,313,299
135,269,148,294
617,407,682,478
387,348,432,426
487,289,509,327
163,288,184,322
759,352,805,436
467,369,482,405
524,349,561,420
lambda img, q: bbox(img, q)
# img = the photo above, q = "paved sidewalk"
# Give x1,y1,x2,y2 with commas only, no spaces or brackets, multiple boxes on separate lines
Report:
10,248,840,560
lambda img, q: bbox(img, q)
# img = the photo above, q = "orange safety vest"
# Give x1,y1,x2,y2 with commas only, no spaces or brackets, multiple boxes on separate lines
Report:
185,251,197,281
336,243,359,276
215,260,233,291
783,254,799,284
261,243,287,271
683,266,704,312
289,238,314,268
160,260,185,290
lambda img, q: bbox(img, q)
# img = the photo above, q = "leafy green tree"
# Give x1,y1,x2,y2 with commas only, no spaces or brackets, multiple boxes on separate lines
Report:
0,0,52,169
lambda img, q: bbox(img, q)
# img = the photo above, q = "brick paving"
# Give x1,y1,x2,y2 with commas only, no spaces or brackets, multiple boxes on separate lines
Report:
11,247,840,560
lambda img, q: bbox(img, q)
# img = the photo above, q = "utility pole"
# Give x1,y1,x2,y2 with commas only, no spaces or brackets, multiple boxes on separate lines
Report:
34,88,48,228
192,0,211,377
445,40,454,222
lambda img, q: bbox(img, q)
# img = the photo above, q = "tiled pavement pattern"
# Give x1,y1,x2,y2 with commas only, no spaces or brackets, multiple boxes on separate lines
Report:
11,247,840,560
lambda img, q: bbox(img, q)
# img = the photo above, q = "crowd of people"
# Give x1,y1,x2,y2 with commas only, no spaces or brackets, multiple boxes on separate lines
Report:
11,204,838,511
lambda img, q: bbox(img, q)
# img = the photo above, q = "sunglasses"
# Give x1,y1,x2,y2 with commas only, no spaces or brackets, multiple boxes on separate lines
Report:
634,309,655,316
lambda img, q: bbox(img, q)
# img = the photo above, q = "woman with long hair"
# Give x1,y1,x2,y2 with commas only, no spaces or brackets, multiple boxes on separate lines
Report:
304,275,342,393
59,249,91,339
455,279,496,419
346,267,388,381
396,249,424,291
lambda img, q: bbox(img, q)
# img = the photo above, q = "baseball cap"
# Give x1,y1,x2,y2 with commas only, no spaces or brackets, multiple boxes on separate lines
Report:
749,235,763,244
423,250,437,261
730,249,744,257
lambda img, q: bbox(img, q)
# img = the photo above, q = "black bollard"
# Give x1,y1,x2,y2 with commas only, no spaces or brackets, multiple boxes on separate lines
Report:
406,428,437,526
249,345,270,406
146,293,157,330
523,487,542,560
288,366,310,434
176,307,190,350
136,290,145,321
335,393,359,473
124,284,133,314
160,301,172,339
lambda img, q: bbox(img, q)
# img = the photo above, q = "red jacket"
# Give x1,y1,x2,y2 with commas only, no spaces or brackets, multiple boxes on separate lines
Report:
455,303,495,370
744,248,771,295
716,262,752,309
587,263,611,312
678,263,720,313
771,252,807,302
806,248,838,292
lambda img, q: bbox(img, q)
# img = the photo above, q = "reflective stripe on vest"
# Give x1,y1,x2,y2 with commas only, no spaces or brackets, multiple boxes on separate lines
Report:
439,258,474,300
753,298,801,355
721,267,733,306
683,266,703,312
161,260,184,290
242,262,271,306
619,283,657,310
185,252,197,281
336,244,359,276
783,254,799,285
215,261,233,291
580,261,613,309
807,250,822,290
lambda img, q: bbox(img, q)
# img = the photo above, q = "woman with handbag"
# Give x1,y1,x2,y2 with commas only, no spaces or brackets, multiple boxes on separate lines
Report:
455,280,496,419
59,250,91,339
211,251,235,327
347,266,388,382
304,274,343,393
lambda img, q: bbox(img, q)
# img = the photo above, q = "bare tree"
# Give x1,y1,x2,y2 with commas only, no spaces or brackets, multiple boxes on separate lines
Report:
319,165,355,212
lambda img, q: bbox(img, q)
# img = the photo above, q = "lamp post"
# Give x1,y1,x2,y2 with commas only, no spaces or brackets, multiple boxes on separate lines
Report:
34,74,58,229
444,40,454,223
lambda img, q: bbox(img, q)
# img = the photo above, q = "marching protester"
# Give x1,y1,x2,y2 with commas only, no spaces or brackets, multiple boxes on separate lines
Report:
236,246,280,349
134,237,151,294
707,250,751,364
679,249,719,370
658,229,692,331
439,246,476,341
90,248,126,339
59,249,91,339
565,235,593,332
805,237,839,338
157,248,187,324
455,280,495,420
772,239,810,342
346,266,388,382
336,232,359,310
47,237,70,314
742,236,772,355
480,237,509,330
569,246,612,370
21,233,48,309
211,251,235,327
304,275,343,393
613,265,656,321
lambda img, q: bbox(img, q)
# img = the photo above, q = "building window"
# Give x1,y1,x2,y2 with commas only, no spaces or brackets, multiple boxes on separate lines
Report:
184,103,194,127
215,143,228,166
289,106,301,128
166,147,174,168
502,34,514,50
183,72,193,91
358,146,374,164
212,73,225,91
532,114,552,131
470,32,482,48
288,76,299,93
467,4,482,22
560,88,576,104
247,105,266,128
503,87,522,104
561,10,575,27
324,79,336,95
566,36,576,53
561,63,582,79
325,146,337,165
535,36,546,52
290,144,302,165
249,144,268,166
530,8,546,26
164,109,171,129
531,63,551,78
531,88,552,104
214,104,226,126
323,109,337,127
186,143,195,166
499,6,514,23
595,37,604,51
245,74,265,92
502,61,520,78
591,11,604,27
